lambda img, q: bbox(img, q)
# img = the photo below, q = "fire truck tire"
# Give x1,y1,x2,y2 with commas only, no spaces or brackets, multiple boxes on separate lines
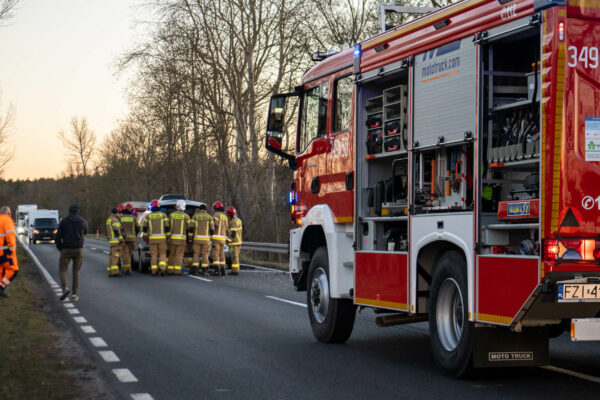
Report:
307,246,356,343
429,250,473,377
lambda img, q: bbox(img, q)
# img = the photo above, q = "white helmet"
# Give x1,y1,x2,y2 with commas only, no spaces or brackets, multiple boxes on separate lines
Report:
176,200,186,211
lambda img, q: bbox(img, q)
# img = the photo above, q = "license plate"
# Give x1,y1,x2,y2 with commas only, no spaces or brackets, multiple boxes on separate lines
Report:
557,283,600,302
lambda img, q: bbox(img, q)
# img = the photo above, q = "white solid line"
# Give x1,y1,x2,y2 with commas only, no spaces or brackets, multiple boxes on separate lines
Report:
90,337,108,347
241,263,284,272
541,365,600,384
73,316,88,323
266,295,307,308
188,275,212,282
99,350,120,363
131,393,154,400
63,302,75,308
18,237,58,285
81,325,97,334
112,368,138,383
67,308,80,315
91,247,97,250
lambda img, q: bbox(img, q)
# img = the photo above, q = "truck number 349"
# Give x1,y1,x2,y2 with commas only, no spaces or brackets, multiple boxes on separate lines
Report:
568,46,599,69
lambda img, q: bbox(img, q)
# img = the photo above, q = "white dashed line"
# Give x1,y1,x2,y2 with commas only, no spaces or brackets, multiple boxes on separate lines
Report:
103,251,110,254
90,337,108,347
73,316,88,324
188,275,212,282
541,365,600,384
91,247,97,250
266,295,307,308
131,393,154,400
99,350,120,363
63,302,75,308
81,325,97,334
112,368,138,383
241,263,284,272
67,308,80,315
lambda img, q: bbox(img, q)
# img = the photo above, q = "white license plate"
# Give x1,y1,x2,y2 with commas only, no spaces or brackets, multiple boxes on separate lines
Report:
558,283,600,302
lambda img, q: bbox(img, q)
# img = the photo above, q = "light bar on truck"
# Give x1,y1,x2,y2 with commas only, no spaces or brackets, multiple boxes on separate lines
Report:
542,238,600,263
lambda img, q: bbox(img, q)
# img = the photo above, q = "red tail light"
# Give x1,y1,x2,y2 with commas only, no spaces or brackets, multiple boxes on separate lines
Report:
543,238,600,263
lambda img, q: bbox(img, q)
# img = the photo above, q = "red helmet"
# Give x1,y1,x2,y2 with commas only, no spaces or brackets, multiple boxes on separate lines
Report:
225,206,237,217
212,201,224,211
126,203,134,212
150,200,160,208
118,204,125,213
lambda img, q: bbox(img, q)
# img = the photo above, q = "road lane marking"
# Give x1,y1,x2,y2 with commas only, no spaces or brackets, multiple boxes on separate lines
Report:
91,247,97,250
241,263,284,272
99,350,120,363
67,308,80,315
63,302,75,308
188,275,212,282
18,237,58,285
103,251,110,254
266,295,307,308
73,316,88,323
81,325,97,334
90,337,108,347
112,368,138,383
131,393,154,400
541,365,600,384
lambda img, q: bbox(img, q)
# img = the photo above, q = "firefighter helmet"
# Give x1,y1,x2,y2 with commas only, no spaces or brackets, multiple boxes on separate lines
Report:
212,201,224,211
225,206,237,217
118,204,125,213
176,200,186,211
150,200,160,208
126,203,134,212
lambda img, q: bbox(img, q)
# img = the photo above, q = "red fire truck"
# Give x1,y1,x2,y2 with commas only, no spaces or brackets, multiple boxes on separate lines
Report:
266,0,600,375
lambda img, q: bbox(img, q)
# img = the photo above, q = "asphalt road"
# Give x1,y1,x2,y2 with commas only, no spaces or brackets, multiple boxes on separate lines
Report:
25,237,600,400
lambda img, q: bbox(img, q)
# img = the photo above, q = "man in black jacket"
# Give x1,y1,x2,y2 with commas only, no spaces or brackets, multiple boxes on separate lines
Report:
56,204,88,301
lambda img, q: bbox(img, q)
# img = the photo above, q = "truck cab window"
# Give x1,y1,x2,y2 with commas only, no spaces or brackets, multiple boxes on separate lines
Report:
333,75,353,133
299,83,328,152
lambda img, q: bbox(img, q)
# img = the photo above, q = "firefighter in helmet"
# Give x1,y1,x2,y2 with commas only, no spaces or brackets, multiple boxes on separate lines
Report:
142,200,169,276
190,203,214,276
167,200,190,275
119,203,140,275
106,208,123,277
211,201,228,276
225,206,242,275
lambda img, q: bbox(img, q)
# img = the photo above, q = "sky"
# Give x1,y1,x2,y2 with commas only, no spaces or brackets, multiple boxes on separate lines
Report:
0,0,148,180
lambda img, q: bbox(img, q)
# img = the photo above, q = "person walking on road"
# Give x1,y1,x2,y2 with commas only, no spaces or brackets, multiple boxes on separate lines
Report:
119,203,140,275
190,204,214,276
211,201,228,277
106,208,124,277
55,204,88,301
142,200,169,276
225,206,242,276
167,200,190,275
0,206,18,298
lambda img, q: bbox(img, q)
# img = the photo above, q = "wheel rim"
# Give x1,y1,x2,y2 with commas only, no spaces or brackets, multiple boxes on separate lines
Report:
436,278,465,352
310,267,330,324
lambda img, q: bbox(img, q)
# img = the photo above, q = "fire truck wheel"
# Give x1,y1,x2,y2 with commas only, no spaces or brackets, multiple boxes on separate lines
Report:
307,246,356,343
429,250,473,377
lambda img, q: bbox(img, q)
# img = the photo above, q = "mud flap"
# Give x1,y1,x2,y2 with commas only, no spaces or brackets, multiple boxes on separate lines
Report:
473,326,549,368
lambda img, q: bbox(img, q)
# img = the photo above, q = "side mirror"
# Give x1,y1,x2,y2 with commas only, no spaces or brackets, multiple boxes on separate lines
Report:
265,93,299,162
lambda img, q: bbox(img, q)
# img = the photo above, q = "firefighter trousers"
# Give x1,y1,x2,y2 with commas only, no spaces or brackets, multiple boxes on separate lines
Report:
149,241,167,275
168,241,185,274
192,241,210,272
108,244,121,276
212,240,225,270
121,241,134,273
230,244,241,275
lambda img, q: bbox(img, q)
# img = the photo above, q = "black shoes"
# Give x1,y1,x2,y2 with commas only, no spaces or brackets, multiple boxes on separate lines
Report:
0,287,8,298
60,289,70,301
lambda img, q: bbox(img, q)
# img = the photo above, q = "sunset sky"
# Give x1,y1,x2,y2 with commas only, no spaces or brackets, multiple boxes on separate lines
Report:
0,0,146,180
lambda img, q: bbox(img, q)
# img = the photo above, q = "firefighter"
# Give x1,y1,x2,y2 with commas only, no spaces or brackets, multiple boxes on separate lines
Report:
119,203,140,275
0,206,18,298
142,200,169,276
211,201,228,276
167,200,190,275
225,206,242,276
106,208,123,277
190,204,214,276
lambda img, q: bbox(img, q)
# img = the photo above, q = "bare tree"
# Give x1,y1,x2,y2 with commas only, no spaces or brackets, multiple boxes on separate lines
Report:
0,92,14,176
58,117,97,176
0,0,19,25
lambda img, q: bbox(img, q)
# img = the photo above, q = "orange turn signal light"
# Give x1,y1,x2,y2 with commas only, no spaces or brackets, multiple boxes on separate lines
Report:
296,218,303,226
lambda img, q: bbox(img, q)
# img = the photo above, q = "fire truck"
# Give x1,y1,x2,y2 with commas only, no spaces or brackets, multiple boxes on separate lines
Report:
265,0,600,375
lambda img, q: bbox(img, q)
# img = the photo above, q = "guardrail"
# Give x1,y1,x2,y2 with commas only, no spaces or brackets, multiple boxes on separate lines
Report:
242,241,288,255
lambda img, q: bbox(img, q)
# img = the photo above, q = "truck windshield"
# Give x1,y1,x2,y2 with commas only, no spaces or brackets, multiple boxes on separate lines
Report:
34,218,57,227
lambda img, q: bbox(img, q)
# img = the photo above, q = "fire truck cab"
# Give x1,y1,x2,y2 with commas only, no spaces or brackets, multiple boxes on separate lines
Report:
266,0,600,375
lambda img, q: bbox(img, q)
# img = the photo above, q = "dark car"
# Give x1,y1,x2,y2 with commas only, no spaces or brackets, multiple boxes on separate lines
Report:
31,218,58,244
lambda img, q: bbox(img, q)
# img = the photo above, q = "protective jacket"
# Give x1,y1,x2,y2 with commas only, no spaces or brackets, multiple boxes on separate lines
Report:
169,210,190,243
120,213,139,242
192,210,214,242
227,216,243,246
143,211,169,243
0,214,18,271
106,215,123,246
212,211,228,241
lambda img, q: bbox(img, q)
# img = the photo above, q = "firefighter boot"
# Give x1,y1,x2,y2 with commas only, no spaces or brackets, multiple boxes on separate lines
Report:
220,265,226,277
190,265,198,276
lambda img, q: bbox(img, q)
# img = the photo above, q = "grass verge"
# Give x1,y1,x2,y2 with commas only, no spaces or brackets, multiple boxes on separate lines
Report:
0,248,84,400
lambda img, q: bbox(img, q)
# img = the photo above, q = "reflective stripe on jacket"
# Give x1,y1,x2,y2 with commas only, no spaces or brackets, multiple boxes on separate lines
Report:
192,210,213,242
211,212,228,241
120,215,139,241
228,216,242,246
169,210,190,242
143,212,169,242
106,215,123,245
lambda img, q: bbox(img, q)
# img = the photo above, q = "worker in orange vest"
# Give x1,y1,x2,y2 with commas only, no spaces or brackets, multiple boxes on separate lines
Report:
0,206,18,298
